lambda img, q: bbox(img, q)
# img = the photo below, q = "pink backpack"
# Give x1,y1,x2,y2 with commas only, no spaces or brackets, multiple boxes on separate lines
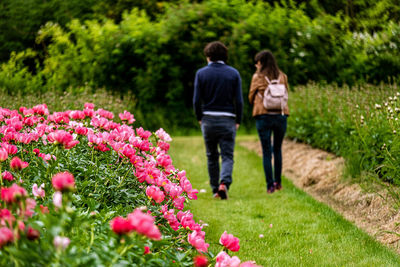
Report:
258,75,288,114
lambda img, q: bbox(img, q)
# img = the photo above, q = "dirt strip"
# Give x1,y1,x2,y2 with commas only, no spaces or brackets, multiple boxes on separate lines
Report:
239,139,400,253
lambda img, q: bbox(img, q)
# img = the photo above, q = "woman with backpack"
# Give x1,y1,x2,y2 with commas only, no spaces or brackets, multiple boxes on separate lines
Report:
248,50,289,194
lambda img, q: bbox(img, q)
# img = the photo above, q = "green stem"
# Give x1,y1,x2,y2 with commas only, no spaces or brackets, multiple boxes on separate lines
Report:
116,167,133,189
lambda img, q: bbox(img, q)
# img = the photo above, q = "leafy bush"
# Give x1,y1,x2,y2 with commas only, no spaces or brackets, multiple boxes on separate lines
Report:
1,0,400,132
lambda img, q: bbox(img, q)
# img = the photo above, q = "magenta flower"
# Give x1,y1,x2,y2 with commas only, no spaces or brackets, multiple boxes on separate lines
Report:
0,148,8,162
1,184,27,203
119,110,135,124
47,130,79,149
127,209,162,240
216,251,241,267
146,185,165,203
2,171,14,181
10,156,28,171
110,216,133,235
0,227,14,248
52,172,75,192
219,231,240,252
188,230,209,253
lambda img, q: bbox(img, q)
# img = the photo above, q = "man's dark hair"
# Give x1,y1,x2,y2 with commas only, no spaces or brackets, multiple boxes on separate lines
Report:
204,41,228,62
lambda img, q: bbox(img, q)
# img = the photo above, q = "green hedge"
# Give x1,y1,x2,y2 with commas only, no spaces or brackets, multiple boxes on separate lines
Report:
1,0,400,131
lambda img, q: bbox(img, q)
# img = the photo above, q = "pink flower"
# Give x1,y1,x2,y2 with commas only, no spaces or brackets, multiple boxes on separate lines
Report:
144,246,151,254
127,209,162,240
75,126,88,135
32,104,49,116
2,171,14,181
1,184,27,203
146,186,165,203
53,192,63,208
219,231,240,252
188,230,209,253
39,205,49,214
155,128,172,142
70,110,85,120
10,157,29,170
173,196,185,210
47,130,79,149
194,255,209,267
119,111,135,124
2,143,18,155
216,251,241,267
84,103,95,109
53,236,70,250
27,226,40,241
0,148,8,162
24,198,36,218
32,183,45,199
110,216,133,235
52,172,75,192
0,227,14,248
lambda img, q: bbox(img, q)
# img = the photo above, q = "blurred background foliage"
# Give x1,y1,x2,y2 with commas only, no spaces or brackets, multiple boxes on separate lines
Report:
0,0,399,132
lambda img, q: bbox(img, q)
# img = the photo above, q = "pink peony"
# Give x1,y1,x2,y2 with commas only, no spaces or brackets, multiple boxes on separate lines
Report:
194,255,209,267
216,251,241,267
219,231,240,252
53,236,70,250
47,130,79,149
27,226,40,240
119,110,135,124
52,172,75,192
32,183,45,199
127,209,162,240
10,156,29,170
0,148,8,162
84,103,95,109
1,184,27,203
155,128,172,142
110,216,133,235
144,246,151,254
52,192,63,208
188,230,209,253
0,227,14,248
2,171,14,181
146,186,165,203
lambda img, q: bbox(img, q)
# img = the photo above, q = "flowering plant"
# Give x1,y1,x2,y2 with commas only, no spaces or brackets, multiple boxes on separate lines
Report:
0,103,260,266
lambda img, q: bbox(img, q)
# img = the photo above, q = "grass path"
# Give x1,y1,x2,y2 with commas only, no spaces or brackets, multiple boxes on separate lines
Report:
169,136,400,266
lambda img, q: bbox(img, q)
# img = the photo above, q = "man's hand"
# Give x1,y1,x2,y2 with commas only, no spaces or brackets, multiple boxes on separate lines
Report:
199,121,202,126
236,124,240,130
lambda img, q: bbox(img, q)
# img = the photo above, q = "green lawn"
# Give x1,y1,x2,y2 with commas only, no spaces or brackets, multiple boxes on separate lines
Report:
169,136,400,267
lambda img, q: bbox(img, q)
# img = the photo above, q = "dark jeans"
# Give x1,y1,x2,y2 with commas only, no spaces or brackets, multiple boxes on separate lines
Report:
255,114,287,189
201,115,236,194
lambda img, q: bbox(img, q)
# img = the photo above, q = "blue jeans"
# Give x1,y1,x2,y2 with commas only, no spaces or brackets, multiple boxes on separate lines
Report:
201,115,236,194
255,114,287,189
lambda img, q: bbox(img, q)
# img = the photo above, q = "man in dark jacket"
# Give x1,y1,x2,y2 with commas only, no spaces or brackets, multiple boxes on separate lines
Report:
193,41,243,200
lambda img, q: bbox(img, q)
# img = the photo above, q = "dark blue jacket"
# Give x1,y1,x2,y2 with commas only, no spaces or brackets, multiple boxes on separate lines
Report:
193,62,243,124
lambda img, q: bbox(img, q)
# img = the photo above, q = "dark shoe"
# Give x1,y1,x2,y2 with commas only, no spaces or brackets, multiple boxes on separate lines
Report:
267,186,275,194
218,184,228,200
274,182,282,191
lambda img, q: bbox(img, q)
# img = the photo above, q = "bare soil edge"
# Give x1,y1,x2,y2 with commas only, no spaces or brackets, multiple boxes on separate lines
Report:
239,139,400,253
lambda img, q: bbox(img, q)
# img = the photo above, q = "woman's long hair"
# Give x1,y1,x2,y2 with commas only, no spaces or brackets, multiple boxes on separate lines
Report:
255,50,280,80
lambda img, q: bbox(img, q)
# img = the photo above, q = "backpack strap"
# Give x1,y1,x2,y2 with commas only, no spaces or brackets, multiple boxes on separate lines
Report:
265,73,281,84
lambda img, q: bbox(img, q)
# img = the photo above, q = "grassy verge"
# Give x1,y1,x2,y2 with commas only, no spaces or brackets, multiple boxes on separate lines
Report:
169,135,400,266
